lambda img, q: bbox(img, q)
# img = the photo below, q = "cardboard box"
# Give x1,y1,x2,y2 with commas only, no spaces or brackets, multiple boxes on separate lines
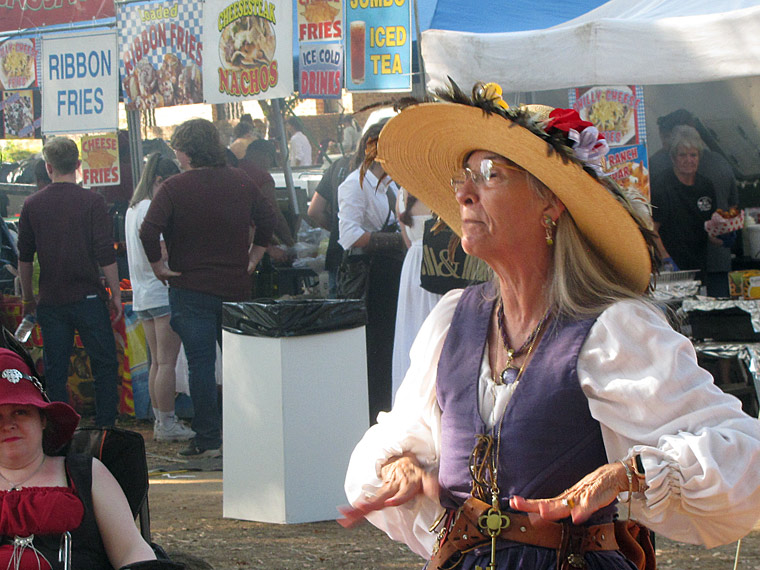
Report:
728,270,760,299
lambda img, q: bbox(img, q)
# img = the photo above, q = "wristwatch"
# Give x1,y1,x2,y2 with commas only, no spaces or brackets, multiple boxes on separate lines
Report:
632,454,645,477
632,454,647,492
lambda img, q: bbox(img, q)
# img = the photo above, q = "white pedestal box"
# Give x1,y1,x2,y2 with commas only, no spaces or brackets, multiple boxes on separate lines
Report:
222,326,369,523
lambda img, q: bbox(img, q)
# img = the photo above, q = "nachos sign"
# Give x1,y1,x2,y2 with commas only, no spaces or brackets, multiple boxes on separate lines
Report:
202,0,293,103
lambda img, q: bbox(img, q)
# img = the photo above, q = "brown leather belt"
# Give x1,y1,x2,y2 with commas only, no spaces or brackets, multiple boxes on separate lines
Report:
429,498,618,570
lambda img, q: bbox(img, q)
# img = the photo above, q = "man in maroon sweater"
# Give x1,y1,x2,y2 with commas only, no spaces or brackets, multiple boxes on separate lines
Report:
238,144,294,247
18,137,121,427
140,118,276,457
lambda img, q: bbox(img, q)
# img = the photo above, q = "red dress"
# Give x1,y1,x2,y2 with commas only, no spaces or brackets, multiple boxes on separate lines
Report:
0,486,84,570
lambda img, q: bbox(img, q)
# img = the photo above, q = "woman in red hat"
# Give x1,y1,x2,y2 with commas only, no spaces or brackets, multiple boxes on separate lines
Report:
0,348,165,569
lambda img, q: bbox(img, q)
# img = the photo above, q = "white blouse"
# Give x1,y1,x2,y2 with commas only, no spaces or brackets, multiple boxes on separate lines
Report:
125,200,169,312
344,289,760,558
337,168,398,250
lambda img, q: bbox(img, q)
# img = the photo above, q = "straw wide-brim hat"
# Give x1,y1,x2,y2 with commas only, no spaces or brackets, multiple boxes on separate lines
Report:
376,102,652,293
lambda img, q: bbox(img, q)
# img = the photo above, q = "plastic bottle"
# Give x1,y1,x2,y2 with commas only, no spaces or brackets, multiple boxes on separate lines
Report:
14,314,36,343
254,253,278,299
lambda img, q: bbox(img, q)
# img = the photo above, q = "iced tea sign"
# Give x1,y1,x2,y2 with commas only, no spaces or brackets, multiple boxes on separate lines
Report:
345,0,411,92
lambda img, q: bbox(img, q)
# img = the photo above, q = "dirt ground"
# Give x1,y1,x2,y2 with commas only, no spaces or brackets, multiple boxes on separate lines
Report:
126,419,760,570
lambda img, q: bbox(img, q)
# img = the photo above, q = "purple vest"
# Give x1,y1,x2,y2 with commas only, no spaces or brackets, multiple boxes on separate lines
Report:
436,283,616,524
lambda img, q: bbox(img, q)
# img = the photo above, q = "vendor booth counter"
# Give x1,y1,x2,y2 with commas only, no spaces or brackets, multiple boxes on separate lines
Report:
221,299,368,524
681,298,760,417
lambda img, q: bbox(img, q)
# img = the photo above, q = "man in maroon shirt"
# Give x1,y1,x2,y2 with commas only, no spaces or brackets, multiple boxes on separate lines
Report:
140,118,276,457
238,143,294,247
17,137,121,427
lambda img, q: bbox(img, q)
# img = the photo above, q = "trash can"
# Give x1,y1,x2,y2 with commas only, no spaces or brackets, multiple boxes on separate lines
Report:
221,299,368,524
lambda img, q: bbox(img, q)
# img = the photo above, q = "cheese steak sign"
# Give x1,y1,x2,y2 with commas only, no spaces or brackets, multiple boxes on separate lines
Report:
202,0,293,103
0,0,115,34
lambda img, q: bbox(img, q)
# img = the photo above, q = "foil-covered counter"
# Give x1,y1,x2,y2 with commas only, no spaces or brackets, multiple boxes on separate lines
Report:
682,297,760,333
692,341,760,416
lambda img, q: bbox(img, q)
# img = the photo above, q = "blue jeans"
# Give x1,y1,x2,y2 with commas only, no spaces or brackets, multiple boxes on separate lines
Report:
36,296,119,427
169,287,222,449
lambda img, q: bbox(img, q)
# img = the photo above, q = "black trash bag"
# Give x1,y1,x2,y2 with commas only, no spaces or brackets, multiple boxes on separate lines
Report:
222,299,366,338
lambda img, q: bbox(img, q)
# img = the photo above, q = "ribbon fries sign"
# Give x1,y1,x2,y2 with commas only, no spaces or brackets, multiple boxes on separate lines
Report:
41,31,119,134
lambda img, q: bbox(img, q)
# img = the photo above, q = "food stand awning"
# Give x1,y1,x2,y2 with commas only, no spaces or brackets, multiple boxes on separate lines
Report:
421,0,760,92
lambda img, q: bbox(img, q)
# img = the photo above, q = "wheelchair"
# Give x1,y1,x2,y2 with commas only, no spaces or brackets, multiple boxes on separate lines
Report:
61,427,184,569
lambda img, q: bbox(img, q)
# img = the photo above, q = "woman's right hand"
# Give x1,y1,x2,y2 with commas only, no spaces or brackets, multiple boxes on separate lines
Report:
338,452,439,527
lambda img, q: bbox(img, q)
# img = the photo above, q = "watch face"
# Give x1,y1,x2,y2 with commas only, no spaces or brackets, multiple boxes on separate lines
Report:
634,454,645,475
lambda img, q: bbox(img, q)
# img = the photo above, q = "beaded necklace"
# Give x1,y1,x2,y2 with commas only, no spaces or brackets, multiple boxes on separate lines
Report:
494,301,550,385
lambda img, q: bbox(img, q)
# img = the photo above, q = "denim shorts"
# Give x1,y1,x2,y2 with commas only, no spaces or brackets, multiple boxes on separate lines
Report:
135,305,171,320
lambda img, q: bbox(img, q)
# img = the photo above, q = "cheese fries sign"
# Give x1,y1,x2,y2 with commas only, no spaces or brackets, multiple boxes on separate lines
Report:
80,133,120,188
203,0,293,103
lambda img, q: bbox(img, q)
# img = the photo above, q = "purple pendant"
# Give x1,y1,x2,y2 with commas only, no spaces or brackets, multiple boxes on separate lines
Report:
500,367,519,385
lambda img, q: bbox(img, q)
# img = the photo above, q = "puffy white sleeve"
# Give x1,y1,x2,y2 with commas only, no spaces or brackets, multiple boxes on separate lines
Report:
337,171,367,250
579,300,760,548
344,289,463,558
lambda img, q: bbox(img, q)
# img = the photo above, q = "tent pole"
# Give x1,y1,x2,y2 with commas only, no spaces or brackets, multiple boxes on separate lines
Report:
413,0,427,97
127,109,143,187
271,98,300,217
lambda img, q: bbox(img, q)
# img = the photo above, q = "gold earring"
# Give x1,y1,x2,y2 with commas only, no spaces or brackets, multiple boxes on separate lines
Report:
544,215,556,246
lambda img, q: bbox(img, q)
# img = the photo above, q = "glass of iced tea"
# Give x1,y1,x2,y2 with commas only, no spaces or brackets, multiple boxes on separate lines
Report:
350,21,365,84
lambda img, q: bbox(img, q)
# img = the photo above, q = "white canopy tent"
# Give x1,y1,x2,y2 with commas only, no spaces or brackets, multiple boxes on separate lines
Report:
420,0,760,178
421,0,760,93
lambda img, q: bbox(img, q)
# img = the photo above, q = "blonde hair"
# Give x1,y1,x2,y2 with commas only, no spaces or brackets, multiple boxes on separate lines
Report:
42,137,78,175
525,174,651,319
130,153,179,207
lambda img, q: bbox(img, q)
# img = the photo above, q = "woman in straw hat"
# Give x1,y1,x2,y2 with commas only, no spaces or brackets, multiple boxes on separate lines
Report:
0,347,177,569
340,82,760,570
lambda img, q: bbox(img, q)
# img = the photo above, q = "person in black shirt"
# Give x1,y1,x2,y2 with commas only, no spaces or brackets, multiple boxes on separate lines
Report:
651,125,719,279
308,155,351,297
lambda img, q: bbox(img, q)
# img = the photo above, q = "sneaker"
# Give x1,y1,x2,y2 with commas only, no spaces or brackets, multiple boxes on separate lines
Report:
155,421,196,442
178,441,222,458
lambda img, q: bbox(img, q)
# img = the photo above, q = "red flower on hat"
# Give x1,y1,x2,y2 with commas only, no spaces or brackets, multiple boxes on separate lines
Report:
545,108,595,136
544,108,609,175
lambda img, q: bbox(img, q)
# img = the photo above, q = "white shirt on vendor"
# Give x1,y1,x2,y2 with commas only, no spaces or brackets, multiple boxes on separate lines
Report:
289,131,312,167
337,167,398,250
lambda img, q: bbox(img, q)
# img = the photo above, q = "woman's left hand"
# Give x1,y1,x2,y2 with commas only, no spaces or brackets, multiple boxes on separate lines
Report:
509,462,627,525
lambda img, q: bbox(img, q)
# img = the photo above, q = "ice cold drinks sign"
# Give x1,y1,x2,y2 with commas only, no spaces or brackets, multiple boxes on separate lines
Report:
299,43,342,98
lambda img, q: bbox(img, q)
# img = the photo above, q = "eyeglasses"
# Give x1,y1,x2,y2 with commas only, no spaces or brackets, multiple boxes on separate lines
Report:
450,159,523,191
